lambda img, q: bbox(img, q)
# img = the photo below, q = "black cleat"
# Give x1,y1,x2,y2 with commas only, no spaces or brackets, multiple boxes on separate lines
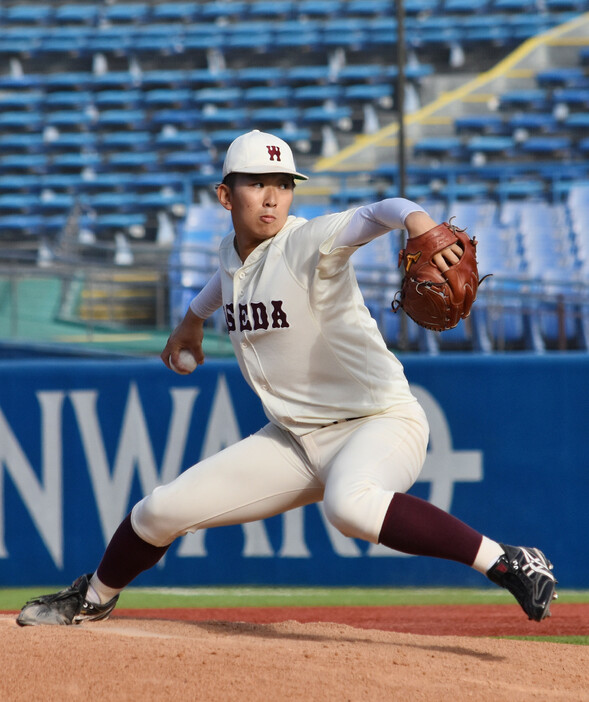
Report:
487,543,558,622
16,573,119,627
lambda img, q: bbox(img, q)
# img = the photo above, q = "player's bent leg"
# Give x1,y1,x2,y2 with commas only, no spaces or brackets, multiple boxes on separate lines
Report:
322,407,428,543
132,423,322,546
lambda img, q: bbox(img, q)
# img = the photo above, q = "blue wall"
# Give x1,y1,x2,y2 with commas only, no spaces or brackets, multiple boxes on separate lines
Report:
0,354,587,588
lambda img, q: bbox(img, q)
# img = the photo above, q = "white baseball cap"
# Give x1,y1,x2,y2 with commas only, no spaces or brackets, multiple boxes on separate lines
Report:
222,130,308,181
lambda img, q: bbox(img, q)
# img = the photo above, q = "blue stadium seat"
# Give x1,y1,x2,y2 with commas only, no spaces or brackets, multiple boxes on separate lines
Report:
553,88,589,107
151,2,201,22
93,72,140,90
200,2,248,20
85,192,137,212
155,129,205,149
225,29,272,52
250,107,302,126
344,83,393,104
455,115,505,134
193,88,244,106
45,72,94,90
107,152,159,170
162,151,212,168
301,105,352,127
38,192,75,213
51,152,102,171
292,85,342,104
55,4,99,25
492,0,538,9
413,136,464,158
0,153,47,173
287,65,333,84
0,194,40,211
0,39,39,56
495,180,546,199
0,92,43,110
519,136,571,155
94,213,147,235
499,89,549,111
508,113,558,132
536,67,586,87
95,90,143,108
0,112,44,130
100,132,153,150
444,0,488,11
96,110,147,129
565,114,589,130
274,30,321,49
244,86,292,104
103,3,150,23
336,64,385,83
137,191,186,210
84,35,132,54
132,34,184,55
141,70,190,88
0,215,45,234
234,67,285,86
298,0,342,16
46,110,96,129
45,133,98,151
2,5,53,24
39,34,88,55
45,91,94,109
0,133,45,152
322,28,367,49
405,0,441,12
248,1,296,17
198,108,248,128
345,0,391,15
152,109,201,128
144,89,193,107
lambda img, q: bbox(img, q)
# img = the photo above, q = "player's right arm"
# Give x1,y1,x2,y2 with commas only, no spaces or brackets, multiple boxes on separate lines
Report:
160,268,223,369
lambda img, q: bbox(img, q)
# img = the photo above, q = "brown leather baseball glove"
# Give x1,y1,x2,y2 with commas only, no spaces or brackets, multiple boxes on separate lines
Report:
392,220,486,331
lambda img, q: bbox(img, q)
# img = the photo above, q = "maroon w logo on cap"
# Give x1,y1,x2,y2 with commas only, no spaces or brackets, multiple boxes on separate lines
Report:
266,145,281,162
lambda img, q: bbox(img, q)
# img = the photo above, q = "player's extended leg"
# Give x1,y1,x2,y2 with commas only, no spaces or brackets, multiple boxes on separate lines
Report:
320,406,557,622
17,423,323,626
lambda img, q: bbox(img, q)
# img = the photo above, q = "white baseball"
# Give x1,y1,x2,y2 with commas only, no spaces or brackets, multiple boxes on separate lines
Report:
169,349,197,375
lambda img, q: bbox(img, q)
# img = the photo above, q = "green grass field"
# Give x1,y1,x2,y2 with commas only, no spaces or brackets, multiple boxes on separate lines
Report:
4,587,587,645
2,585,589,610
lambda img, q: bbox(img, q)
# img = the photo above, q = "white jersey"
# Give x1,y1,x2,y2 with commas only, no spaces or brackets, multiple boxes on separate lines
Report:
217,211,417,435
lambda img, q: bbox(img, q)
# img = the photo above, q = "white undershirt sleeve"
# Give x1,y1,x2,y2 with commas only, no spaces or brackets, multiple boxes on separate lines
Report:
334,198,427,248
189,268,223,320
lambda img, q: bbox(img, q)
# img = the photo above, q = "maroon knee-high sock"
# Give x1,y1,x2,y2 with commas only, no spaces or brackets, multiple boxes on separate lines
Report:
95,513,170,589
378,493,483,566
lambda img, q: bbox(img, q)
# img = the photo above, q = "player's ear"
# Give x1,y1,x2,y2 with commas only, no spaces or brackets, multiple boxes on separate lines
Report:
216,183,232,210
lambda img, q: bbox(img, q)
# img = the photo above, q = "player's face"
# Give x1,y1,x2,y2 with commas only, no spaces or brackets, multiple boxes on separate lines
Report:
218,173,295,259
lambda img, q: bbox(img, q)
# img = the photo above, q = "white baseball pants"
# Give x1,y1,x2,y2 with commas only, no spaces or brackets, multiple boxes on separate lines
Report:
132,402,429,547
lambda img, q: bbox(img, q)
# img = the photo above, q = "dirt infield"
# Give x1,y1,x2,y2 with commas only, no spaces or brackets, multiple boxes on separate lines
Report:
3,604,589,701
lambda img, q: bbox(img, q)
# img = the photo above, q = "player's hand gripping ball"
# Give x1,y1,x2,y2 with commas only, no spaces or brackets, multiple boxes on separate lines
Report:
169,349,198,375
392,220,489,332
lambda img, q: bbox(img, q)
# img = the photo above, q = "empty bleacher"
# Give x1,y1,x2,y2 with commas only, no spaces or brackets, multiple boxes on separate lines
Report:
0,0,588,350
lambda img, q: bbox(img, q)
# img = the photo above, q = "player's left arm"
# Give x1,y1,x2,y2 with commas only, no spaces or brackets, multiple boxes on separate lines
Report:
336,199,462,273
